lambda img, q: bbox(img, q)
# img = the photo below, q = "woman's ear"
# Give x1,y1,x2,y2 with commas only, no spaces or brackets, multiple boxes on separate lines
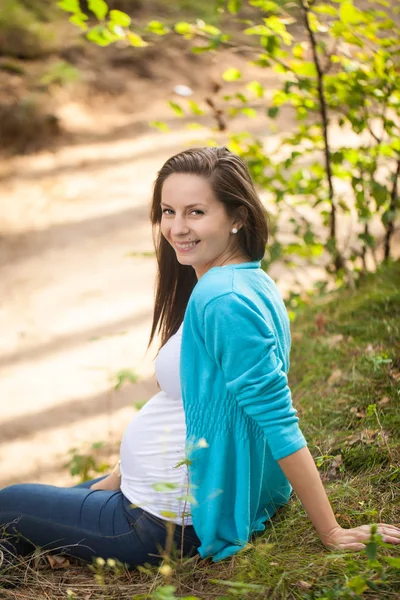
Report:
234,206,248,230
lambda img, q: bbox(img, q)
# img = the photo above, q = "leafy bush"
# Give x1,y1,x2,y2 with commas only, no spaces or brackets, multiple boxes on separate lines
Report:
0,0,59,58
0,96,61,155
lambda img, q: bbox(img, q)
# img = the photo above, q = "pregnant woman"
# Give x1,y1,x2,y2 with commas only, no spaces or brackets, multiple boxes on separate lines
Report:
1,146,399,570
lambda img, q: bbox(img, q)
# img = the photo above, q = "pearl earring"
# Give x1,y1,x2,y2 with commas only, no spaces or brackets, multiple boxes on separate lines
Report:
231,228,238,234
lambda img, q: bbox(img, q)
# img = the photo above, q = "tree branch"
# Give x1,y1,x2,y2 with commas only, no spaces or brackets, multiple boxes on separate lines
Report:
299,0,343,270
384,158,400,261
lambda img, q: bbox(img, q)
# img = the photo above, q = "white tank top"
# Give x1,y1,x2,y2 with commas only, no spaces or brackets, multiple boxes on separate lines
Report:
119,323,192,525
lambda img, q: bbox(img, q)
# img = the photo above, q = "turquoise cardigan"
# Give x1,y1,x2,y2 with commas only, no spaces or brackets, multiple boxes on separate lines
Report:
180,261,307,562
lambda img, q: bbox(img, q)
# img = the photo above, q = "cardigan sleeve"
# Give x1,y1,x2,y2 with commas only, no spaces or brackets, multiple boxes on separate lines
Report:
203,292,307,461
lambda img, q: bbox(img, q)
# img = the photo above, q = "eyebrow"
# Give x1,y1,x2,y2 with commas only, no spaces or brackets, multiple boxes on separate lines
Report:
160,203,207,209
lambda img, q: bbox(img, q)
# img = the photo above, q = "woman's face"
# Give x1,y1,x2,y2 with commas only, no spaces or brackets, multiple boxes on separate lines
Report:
160,173,243,279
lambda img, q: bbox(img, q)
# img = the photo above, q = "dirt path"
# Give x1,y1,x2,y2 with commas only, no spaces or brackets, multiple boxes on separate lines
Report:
0,111,217,486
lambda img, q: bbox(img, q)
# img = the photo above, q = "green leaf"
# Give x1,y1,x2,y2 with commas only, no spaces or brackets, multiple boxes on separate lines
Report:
358,232,376,248
246,81,264,98
191,45,213,53
346,575,368,594
262,34,281,56
133,400,147,410
109,10,131,27
267,106,280,118
235,92,247,103
185,122,204,130
384,556,400,568
174,21,194,36
174,458,193,468
168,101,184,116
289,61,317,77
228,107,240,117
88,0,108,20
339,1,367,25
222,68,242,81
250,0,279,12
244,25,270,36
292,43,304,59
57,0,80,13
198,23,221,36
146,20,169,35
241,107,257,118
272,90,288,106
127,32,148,47
303,230,315,245
307,12,322,33
91,441,104,450
153,482,178,492
296,106,308,120
86,25,116,46
228,0,242,14
313,4,337,16
114,369,138,390
209,580,265,592
69,14,88,30
371,182,388,206
160,510,177,519
188,100,204,115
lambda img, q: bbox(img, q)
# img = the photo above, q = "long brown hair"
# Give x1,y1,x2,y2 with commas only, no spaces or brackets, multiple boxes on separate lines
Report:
147,146,269,354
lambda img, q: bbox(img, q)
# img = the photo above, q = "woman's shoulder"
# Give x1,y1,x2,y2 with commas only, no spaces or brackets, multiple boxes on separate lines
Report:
189,264,271,313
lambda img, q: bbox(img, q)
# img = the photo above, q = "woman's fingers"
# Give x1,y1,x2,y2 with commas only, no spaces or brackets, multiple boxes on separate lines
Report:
340,543,366,551
325,523,400,551
376,524,400,543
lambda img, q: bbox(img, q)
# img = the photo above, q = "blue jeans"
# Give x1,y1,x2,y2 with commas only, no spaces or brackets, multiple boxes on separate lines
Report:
0,476,200,567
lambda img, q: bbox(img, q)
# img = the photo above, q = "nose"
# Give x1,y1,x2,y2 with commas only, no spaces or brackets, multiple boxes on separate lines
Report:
170,215,190,237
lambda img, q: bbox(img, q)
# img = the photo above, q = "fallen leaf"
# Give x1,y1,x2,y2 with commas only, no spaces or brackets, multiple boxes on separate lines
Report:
328,369,343,386
315,313,326,334
346,429,379,446
336,398,348,405
346,432,362,446
378,396,391,406
390,369,400,382
46,555,70,569
362,429,379,443
350,406,365,418
159,564,173,576
291,332,303,342
366,343,374,353
298,580,312,590
326,334,344,348
321,454,343,481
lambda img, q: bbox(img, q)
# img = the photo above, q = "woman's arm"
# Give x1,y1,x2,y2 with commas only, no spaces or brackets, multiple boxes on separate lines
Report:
278,446,400,549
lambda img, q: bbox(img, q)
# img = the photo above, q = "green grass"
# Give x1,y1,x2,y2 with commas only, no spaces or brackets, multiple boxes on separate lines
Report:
1,262,399,599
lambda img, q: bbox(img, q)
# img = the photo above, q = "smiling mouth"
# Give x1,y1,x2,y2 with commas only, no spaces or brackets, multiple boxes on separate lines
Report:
174,240,200,250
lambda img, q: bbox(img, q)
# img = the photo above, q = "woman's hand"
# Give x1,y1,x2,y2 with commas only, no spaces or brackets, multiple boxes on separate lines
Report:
90,473,121,491
321,524,400,551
